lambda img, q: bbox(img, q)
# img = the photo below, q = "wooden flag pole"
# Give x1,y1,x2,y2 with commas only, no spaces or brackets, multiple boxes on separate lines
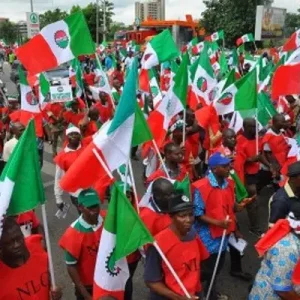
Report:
152,139,171,179
128,159,140,214
41,204,56,288
182,109,187,145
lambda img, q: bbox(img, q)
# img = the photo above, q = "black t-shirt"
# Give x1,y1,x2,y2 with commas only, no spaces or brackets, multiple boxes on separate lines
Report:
269,183,300,225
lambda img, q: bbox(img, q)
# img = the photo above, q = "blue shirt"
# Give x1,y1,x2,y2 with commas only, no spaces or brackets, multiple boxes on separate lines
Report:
105,56,113,70
249,233,300,300
193,172,229,254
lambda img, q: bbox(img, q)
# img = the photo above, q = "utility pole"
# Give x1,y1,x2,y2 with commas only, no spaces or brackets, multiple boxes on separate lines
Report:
96,0,99,45
103,0,106,42
30,0,33,12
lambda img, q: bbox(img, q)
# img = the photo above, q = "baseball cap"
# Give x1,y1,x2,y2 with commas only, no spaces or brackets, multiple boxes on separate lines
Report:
66,124,81,136
287,161,300,177
78,188,100,208
168,192,193,214
208,152,231,168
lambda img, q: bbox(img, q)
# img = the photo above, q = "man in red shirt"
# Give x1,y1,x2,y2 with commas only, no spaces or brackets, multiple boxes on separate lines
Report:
111,63,124,86
63,99,86,128
94,92,114,123
44,102,65,157
146,142,188,184
0,217,62,300
59,189,105,299
83,67,96,86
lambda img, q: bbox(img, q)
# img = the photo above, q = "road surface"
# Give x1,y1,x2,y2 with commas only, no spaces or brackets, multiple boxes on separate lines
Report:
1,62,272,299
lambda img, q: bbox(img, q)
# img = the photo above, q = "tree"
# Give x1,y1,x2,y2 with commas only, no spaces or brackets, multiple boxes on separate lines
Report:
285,12,300,37
202,0,264,46
0,20,18,45
71,1,114,42
39,9,69,29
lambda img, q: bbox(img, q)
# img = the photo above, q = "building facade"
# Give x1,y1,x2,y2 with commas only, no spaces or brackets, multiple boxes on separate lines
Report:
135,0,165,22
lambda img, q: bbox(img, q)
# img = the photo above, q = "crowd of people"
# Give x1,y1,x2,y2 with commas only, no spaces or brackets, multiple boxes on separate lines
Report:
1,34,300,300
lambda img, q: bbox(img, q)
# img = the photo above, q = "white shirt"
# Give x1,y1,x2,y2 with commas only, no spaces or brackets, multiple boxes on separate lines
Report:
124,56,134,69
3,137,18,162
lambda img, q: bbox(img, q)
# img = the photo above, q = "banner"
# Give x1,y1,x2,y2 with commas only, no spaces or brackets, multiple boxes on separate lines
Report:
255,6,286,40
50,85,72,103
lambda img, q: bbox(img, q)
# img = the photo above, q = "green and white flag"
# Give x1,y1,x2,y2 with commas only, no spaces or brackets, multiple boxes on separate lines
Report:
93,183,154,298
141,29,179,69
214,68,257,115
230,91,276,133
236,33,254,46
149,68,163,107
16,12,95,75
193,44,217,104
19,66,40,113
207,30,225,42
71,58,84,97
39,73,50,105
99,40,108,52
0,120,45,237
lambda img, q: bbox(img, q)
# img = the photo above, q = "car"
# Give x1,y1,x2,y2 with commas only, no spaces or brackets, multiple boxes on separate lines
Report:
10,60,70,85
46,63,70,85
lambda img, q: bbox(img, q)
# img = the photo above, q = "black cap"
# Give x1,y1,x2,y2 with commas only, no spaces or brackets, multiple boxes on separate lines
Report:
287,161,300,177
168,193,194,214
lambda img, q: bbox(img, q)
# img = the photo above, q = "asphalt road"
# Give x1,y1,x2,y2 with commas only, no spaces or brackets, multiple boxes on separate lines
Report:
1,62,272,300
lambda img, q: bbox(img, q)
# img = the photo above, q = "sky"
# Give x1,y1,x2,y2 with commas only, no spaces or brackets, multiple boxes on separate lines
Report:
1,0,299,24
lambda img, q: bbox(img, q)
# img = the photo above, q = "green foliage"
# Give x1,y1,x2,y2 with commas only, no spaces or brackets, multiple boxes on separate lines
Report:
40,8,69,29
0,20,18,45
202,0,264,46
285,12,300,37
39,1,114,43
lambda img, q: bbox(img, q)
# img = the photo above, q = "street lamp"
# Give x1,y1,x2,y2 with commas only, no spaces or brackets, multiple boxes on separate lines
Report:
96,0,106,45
30,0,33,12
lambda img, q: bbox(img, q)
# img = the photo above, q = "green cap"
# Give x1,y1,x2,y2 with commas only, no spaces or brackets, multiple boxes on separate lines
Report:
78,188,100,208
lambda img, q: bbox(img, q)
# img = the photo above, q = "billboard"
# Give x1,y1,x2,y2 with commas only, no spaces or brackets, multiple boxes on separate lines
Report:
26,12,40,39
255,5,286,40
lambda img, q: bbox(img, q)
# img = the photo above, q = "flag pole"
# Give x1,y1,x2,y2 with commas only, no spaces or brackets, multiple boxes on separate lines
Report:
151,139,171,179
128,160,140,214
123,158,130,194
182,109,187,145
153,241,192,298
255,108,259,155
92,148,114,179
41,204,56,288
206,215,229,300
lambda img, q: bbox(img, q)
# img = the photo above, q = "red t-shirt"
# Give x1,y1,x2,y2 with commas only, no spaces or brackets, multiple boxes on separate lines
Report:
84,73,96,86
0,235,49,300
63,111,85,127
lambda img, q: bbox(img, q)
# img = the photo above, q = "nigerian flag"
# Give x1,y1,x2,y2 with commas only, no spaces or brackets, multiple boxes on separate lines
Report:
236,33,254,46
93,183,154,299
0,120,45,238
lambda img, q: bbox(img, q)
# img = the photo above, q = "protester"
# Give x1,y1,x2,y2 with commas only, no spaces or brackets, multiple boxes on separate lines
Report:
249,206,300,299
54,125,86,212
140,177,174,236
2,121,25,163
193,152,252,299
124,51,134,70
146,142,188,183
144,191,209,300
44,102,65,157
111,63,124,85
111,79,122,104
59,188,105,300
269,161,300,227
63,99,86,128
83,67,96,86
234,118,262,236
0,217,62,299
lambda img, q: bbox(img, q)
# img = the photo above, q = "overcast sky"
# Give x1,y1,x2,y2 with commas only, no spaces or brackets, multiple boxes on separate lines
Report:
1,0,299,24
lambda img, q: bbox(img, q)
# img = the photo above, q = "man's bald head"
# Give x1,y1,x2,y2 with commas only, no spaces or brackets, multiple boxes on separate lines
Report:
272,113,285,130
12,122,25,139
222,128,236,149
152,178,174,212
243,118,256,138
